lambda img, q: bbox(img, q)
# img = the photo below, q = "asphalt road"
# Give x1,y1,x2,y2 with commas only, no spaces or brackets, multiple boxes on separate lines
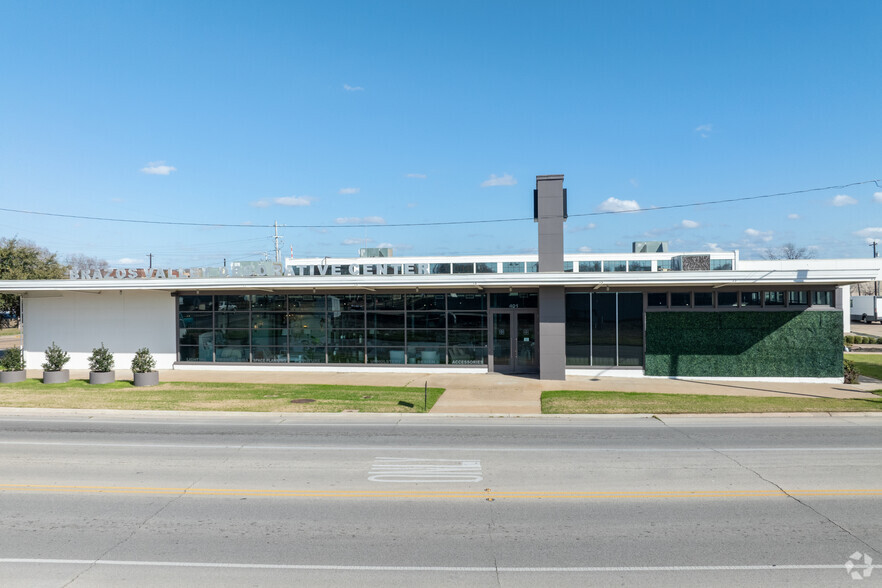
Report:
0,412,880,586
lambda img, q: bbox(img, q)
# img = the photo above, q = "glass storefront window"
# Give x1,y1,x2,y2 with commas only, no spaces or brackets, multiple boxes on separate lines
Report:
628,260,651,272
430,263,451,274
407,312,446,329
251,295,286,310
407,294,445,311
717,292,738,307
476,262,497,273
670,292,691,307
502,262,525,273
618,293,643,366
603,260,627,272
764,291,785,306
447,293,486,310
490,293,538,308
565,293,591,365
564,261,573,272
812,290,834,306
289,294,326,312
647,293,667,307
178,295,213,311
452,263,474,274
216,295,249,312
526,262,538,273
789,291,809,306
368,294,404,311
711,259,733,270
366,312,405,329
579,261,601,272
694,292,713,307
741,291,762,306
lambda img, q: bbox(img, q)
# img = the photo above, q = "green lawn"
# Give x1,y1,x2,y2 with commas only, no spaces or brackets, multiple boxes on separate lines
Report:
0,379,444,413
847,353,882,381
542,390,882,414
0,327,20,337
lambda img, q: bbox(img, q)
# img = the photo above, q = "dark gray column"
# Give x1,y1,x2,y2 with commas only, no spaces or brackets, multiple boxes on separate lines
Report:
535,175,567,380
536,175,566,272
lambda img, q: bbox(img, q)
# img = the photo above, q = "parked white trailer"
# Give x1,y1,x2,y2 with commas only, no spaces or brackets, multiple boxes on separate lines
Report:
851,295,882,323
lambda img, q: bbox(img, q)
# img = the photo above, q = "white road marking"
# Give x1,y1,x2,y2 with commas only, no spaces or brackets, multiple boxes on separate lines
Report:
1,440,881,453
0,558,871,573
369,457,483,482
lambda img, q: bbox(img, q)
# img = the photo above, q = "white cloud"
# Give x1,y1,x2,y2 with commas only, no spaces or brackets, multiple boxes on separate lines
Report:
274,196,314,206
343,84,364,91
874,192,882,203
405,173,427,179
569,223,596,233
681,219,699,229
577,246,592,253
335,216,386,224
629,178,639,187
596,197,640,213
856,227,882,239
744,228,774,242
140,161,176,175
377,242,394,249
480,173,517,187
866,238,880,246
252,196,314,207
831,194,857,206
338,187,360,195
342,238,371,246
695,124,712,138
787,213,800,220
705,242,725,253
117,257,141,264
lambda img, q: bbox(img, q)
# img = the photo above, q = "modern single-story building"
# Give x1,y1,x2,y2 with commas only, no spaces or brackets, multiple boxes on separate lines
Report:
2,175,880,382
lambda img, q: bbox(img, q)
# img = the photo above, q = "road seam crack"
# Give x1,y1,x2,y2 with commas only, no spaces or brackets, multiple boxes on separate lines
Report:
654,416,881,557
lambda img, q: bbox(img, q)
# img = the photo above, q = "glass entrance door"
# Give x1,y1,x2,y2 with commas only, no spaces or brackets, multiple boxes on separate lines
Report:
492,311,538,374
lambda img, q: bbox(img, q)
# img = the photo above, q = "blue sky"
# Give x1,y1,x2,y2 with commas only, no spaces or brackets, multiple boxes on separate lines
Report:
1,0,880,267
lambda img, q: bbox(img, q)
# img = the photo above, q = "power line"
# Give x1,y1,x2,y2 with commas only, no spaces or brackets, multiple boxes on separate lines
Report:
0,178,878,230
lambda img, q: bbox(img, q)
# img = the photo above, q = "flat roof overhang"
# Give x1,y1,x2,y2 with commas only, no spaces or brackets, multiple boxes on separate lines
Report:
0,268,878,295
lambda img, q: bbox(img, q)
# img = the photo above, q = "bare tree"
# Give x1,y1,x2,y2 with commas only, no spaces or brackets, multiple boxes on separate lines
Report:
763,243,816,260
64,253,109,273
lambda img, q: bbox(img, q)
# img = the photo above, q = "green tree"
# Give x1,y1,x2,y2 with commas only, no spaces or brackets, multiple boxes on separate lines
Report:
0,237,67,316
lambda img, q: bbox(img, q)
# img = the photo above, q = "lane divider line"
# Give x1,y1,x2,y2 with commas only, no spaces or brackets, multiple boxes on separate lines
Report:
2,484,882,499
0,558,873,573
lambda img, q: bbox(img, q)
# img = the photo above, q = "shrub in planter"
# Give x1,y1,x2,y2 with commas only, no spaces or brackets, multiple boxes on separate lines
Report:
844,359,860,384
88,343,115,385
42,341,70,384
131,347,159,387
0,347,26,383
844,335,856,345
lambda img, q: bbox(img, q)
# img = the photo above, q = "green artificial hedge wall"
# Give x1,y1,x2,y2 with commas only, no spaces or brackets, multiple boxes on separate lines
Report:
645,311,842,378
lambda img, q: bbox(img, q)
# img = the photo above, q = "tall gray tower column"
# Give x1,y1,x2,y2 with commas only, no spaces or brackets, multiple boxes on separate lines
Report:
535,175,567,380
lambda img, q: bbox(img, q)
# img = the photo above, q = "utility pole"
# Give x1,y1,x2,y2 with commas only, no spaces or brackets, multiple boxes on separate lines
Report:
273,221,283,263
872,241,879,296
147,253,153,269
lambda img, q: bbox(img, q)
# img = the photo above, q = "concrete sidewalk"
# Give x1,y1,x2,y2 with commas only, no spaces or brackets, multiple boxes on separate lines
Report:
22,368,880,415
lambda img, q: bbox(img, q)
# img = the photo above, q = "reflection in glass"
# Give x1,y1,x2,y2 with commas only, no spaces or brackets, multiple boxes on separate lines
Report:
628,260,651,272
178,295,214,311
617,293,643,366
647,292,667,307
452,263,474,274
565,293,590,365
741,291,762,306
502,262,525,273
476,262,497,273
718,292,738,307
789,291,809,305
579,261,601,272
603,260,627,272
447,293,486,310
591,292,616,366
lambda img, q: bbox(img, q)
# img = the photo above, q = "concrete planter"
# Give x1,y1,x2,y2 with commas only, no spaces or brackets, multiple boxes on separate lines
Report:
0,370,26,384
43,370,70,384
89,371,116,385
133,371,159,387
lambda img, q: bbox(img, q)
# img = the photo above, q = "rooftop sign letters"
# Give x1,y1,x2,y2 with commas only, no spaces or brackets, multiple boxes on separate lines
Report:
69,262,432,280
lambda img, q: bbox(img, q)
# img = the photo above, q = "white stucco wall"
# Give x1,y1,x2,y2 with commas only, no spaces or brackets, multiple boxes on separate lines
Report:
22,291,176,370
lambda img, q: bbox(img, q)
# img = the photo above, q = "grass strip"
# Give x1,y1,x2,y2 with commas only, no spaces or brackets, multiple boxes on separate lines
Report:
0,328,21,337
0,379,444,413
847,353,882,381
541,390,882,414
